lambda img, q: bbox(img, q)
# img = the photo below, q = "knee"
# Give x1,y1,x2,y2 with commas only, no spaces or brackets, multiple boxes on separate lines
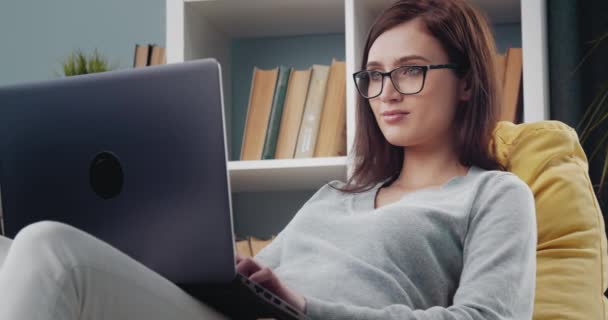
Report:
14,221,74,246
6,221,93,294
12,221,81,264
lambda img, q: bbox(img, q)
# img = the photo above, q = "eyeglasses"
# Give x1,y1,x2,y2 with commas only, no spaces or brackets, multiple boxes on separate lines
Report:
353,64,460,99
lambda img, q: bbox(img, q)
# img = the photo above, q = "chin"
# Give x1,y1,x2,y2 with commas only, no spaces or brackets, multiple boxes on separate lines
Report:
379,128,416,147
384,136,417,148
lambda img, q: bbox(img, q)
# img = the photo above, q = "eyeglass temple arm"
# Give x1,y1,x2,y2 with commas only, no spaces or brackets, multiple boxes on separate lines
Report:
429,63,460,70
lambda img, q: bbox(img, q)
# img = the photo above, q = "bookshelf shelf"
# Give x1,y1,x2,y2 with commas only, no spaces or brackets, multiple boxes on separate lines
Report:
228,156,347,192
167,0,549,194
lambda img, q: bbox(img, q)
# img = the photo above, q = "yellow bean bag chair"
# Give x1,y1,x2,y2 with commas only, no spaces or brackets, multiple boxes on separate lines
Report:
492,120,608,319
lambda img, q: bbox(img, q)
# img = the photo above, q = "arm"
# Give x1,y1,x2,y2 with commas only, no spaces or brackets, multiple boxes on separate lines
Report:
252,230,285,269
304,174,537,320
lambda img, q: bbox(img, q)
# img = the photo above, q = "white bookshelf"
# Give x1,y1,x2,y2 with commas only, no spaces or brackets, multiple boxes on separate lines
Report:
521,0,550,123
166,0,549,192
228,157,347,192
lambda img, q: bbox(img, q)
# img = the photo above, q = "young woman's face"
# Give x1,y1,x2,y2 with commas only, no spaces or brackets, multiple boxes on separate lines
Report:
366,17,470,149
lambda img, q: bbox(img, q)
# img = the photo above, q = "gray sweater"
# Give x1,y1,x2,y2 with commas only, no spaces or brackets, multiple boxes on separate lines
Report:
254,165,537,320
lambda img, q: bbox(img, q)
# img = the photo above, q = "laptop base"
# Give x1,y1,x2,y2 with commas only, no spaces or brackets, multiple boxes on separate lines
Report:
181,274,309,320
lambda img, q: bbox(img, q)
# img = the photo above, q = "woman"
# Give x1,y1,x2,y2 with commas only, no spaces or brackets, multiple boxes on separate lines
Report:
0,0,536,319
238,0,536,318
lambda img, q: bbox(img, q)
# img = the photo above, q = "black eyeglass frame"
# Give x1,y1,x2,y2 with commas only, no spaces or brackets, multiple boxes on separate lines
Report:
353,63,460,99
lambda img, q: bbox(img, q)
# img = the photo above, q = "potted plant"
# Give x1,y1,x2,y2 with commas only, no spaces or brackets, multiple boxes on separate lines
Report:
59,49,115,77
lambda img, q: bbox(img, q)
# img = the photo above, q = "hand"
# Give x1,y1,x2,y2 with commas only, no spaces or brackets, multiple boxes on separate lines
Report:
235,254,307,314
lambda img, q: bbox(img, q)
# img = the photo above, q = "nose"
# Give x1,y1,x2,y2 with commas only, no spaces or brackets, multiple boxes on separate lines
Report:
378,75,402,103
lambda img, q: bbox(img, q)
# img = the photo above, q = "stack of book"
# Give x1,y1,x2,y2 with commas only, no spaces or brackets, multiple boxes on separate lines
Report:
495,47,523,123
133,44,166,68
235,235,277,257
240,58,347,161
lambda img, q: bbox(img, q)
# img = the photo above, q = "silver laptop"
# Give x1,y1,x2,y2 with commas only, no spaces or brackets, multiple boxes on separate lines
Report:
0,59,309,320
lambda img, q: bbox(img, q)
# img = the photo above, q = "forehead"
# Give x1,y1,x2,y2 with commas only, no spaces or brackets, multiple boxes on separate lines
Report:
367,18,448,67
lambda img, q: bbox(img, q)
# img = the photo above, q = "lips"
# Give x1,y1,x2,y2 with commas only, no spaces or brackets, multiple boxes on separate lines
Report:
381,110,410,116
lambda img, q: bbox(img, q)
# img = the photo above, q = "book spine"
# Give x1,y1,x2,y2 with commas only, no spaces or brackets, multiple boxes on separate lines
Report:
133,44,139,68
146,44,154,66
501,48,523,123
134,44,149,68
294,65,330,158
274,68,312,159
262,66,292,160
240,67,279,160
315,59,346,157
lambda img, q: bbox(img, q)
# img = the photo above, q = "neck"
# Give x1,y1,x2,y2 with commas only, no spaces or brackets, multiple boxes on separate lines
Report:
392,140,469,191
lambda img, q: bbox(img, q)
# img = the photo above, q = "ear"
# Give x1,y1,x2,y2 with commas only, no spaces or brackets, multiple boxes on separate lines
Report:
458,74,472,101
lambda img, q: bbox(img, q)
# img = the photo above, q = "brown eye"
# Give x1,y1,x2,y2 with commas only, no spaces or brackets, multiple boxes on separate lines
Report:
369,71,383,81
401,67,423,77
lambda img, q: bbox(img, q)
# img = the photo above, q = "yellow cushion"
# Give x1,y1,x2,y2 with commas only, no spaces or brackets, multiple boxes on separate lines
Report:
492,120,608,320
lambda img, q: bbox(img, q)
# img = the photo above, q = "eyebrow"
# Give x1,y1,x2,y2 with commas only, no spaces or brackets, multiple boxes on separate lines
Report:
365,55,431,69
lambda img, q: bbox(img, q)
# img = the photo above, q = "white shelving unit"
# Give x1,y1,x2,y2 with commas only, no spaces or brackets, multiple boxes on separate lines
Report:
166,0,549,193
228,157,347,192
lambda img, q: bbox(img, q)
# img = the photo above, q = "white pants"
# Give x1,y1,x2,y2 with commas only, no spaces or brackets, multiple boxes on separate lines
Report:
0,221,230,320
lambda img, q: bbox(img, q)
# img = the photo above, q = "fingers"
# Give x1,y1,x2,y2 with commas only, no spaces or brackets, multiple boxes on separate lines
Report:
249,266,283,296
236,256,264,277
235,257,282,296
249,266,275,284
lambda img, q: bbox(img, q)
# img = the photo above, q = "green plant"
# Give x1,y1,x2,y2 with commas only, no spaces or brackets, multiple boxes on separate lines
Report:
60,49,113,76
576,31,608,199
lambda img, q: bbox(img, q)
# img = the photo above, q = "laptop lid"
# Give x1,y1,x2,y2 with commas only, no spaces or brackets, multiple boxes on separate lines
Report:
0,59,237,286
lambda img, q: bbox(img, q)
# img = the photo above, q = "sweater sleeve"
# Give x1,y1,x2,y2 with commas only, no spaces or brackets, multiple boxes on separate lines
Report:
252,230,285,269
304,174,537,320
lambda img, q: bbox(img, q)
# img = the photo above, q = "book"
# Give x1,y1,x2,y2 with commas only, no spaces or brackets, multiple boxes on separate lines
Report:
240,67,279,160
249,236,274,256
150,45,166,66
495,52,506,90
314,59,347,158
501,48,523,123
275,67,312,159
261,66,292,160
294,64,330,158
147,44,155,66
133,44,150,68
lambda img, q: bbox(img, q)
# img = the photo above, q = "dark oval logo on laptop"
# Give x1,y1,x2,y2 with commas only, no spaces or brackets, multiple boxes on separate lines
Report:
90,151,124,199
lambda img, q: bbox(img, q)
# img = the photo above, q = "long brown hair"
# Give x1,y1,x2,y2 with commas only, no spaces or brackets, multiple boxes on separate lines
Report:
332,0,506,194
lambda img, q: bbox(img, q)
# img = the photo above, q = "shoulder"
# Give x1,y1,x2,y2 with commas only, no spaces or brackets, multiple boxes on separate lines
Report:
314,180,350,199
470,168,536,219
304,179,367,204
473,168,532,197
307,180,348,202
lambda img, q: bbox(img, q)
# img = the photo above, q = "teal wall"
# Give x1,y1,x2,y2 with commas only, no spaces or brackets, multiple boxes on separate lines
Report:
0,0,165,86
494,23,522,53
